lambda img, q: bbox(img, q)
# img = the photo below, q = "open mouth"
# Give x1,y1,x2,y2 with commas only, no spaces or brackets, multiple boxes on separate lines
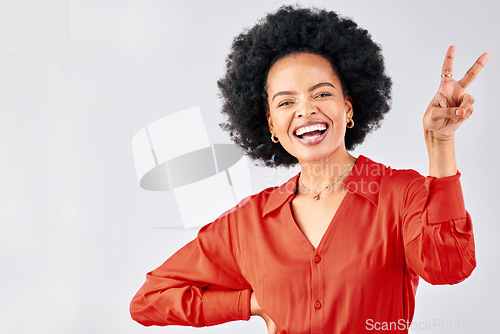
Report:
294,122,328,139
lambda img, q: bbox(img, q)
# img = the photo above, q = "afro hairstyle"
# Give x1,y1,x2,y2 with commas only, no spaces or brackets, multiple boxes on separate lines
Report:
217,5,392,167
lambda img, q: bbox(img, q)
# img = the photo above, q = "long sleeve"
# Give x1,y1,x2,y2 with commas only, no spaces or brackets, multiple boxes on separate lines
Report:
130,212,252,327
402,171,476,285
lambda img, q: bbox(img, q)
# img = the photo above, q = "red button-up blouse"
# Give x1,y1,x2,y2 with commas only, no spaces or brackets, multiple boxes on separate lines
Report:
130,155,475,333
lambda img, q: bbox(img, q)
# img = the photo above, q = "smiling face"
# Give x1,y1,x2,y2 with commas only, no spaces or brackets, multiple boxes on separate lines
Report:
266,52,353,164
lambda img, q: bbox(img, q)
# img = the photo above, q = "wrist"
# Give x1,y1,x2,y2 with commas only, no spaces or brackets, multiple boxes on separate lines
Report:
424,129,455,145
425,130,457,178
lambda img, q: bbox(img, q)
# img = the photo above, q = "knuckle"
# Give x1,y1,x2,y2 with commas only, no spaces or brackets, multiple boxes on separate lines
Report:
429,108,441,121
463,94,475,105
443,66,453,73
467,69,478,78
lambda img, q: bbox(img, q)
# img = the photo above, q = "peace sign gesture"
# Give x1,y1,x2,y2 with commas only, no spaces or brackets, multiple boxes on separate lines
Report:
423,46,490,141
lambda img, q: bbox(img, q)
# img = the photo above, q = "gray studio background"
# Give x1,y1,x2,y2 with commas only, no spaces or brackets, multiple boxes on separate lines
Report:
1,0,499,333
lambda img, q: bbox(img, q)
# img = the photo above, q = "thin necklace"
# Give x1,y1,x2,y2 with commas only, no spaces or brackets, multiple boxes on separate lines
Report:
299,159,357,201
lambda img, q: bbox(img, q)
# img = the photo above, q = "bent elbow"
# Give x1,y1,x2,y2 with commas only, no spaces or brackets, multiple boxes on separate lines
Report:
423,258,476,285
130,293,156,326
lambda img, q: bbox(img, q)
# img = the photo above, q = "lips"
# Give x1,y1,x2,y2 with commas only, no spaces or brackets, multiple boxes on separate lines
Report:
293,120,329,145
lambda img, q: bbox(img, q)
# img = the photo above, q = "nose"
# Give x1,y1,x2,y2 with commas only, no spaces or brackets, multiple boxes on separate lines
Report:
296,99,317,118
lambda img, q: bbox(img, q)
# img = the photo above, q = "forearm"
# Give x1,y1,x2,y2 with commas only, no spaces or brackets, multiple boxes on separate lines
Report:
130,217,253,327
425,130,457,178
403,171,475,284
130,282,252,327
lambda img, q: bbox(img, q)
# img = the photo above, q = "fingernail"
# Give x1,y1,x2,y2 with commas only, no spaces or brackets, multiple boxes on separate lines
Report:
456,108,464,116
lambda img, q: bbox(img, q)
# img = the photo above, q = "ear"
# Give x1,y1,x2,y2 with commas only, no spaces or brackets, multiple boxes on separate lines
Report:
266,111,275,134
344,96,354,119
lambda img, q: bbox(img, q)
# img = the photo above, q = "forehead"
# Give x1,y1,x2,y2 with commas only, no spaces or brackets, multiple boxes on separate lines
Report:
266,52,340,90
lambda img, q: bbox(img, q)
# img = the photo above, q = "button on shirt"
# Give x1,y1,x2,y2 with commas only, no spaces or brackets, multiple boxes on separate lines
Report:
130,155,475,333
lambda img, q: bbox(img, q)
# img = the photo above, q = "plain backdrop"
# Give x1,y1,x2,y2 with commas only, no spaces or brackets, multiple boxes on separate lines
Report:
0,0,499,333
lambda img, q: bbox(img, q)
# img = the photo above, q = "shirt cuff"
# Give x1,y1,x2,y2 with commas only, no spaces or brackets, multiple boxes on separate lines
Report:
424,170,467,224
202,289,252,326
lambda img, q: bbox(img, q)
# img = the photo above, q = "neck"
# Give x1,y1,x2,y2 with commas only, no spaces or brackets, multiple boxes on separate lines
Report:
298,150,356,195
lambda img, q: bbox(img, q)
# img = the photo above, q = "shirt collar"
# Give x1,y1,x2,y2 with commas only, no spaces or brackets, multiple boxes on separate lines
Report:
262,155,384,217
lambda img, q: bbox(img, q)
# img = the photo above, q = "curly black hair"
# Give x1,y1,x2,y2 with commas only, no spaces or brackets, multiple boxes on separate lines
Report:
217,5,392,167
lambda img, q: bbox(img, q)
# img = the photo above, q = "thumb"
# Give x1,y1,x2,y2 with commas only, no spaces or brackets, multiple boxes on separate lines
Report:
427,106,464,122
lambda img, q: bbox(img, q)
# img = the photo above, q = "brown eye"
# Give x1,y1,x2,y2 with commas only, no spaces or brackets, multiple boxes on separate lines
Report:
315,92,332,98
278,101,293,108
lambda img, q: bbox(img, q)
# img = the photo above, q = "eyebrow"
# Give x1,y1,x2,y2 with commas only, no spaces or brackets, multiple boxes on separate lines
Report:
271,82,336,102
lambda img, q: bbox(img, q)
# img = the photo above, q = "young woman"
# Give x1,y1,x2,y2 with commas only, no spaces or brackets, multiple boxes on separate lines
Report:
130,6,489,333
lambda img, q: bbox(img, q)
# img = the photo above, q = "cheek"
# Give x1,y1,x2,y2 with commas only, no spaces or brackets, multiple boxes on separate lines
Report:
333,109,348,123
270,113,291,133
330,114,348,137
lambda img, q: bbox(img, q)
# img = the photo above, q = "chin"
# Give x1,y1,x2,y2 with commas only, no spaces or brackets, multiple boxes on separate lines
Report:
296,147,341,164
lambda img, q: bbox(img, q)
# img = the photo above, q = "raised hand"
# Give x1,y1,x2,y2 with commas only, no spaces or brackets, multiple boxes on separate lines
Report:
423,45,490,141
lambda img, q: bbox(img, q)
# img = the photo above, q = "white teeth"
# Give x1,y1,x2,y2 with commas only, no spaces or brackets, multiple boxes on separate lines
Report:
295,123,327,136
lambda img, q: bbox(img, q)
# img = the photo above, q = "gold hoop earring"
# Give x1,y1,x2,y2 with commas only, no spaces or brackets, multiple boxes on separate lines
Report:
346,118,354,129
271,134,279,143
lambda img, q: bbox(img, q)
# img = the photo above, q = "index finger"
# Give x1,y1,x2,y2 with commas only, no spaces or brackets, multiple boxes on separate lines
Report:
441,45,456,78
458,52,491,88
